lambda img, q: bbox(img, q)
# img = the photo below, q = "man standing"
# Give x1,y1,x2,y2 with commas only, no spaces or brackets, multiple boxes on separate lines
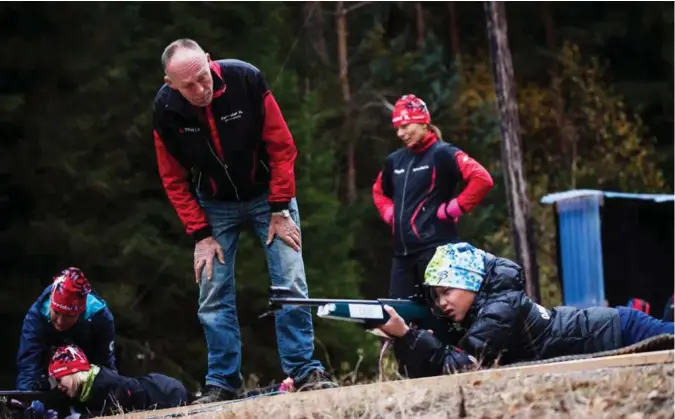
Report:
152,39,335,403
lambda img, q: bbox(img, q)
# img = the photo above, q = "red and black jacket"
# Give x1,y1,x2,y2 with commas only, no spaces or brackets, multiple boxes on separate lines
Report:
372,133,494,256
77,366,188,417
152,59,297,242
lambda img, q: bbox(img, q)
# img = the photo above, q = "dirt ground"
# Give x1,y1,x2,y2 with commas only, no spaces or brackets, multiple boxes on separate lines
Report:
203,363,674,419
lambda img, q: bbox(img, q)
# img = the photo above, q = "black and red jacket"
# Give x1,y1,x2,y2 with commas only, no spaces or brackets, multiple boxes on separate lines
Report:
372,133,494,257
152,59,297,242
69,366,188,417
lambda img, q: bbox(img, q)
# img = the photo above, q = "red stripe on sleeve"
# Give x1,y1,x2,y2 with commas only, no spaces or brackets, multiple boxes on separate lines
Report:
372,171,394,221
454,151,494,213
262,93,297,205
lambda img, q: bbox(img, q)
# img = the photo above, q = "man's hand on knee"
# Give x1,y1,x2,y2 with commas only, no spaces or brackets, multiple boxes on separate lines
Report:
194,236,225,283
267,214,301,251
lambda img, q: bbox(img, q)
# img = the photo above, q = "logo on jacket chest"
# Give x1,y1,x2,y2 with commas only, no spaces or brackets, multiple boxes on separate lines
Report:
221,110,243,123
177,109,244,134
394,165,430,175
179,127,201,134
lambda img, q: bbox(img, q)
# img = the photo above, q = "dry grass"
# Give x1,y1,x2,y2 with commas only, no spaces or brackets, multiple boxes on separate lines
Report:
106,353,674,419
195,364,674,419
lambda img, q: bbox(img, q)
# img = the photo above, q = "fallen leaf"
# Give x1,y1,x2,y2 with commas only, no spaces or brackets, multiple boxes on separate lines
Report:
559,399,569,413
523,392,535,403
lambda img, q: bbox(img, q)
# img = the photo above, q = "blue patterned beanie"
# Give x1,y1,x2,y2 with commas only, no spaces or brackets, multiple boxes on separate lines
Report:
424,242,487,292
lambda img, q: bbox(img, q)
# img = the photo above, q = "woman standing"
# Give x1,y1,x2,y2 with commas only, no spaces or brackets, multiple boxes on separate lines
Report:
372,94,494,300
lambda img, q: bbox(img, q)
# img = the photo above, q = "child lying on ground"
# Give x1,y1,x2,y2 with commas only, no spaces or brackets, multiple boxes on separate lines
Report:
377,242,674,379
46,344,189,417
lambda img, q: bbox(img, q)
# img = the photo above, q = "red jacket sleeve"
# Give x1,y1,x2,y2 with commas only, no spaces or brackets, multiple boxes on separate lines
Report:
261,92,297,212
372,170,394,221
154,130,211,241
454,151,494,213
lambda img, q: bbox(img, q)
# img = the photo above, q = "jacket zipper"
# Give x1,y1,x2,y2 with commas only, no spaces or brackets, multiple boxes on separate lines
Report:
197,172,203,192
399,158,415,256
205,139,240,200
409,167,436,240
260,160,269,173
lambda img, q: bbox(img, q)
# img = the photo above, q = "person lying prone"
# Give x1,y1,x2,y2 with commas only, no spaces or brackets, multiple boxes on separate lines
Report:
377,242,675,378
47,344,189,417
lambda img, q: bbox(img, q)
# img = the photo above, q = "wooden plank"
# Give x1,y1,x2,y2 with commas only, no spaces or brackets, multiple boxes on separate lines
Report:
101,350,673,419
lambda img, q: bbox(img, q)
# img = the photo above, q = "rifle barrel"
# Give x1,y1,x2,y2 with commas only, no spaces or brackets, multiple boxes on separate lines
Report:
378,298,425,305
0,390,49,397
270,297,380,306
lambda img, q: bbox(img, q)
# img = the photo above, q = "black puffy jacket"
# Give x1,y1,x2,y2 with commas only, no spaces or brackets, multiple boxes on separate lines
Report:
71,366,189,417
393,253,623,378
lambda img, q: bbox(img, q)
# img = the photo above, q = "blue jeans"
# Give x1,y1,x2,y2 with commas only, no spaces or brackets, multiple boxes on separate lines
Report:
617,306,675,346
196,193,323,392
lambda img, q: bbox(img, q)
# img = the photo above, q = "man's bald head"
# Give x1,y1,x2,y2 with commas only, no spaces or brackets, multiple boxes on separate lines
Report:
161,39,214,107
161,38,205,71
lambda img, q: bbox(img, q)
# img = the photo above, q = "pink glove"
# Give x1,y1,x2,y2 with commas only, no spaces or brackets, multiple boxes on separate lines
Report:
383,206,394,226
437,199,463,223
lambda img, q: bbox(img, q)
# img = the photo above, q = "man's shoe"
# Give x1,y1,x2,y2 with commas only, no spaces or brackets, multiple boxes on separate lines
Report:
191,385,238,404
294,370,339,392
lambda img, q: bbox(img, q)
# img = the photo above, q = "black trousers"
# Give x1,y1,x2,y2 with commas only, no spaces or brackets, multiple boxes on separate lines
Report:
389,247,437,299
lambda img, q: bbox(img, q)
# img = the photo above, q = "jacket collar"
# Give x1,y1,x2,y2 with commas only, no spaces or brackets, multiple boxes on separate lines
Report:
462,255,526,322
408,131,438,154
209,59,226,99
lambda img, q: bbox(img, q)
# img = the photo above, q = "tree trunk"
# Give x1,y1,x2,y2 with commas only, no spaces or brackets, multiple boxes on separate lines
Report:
448,0,465,140
415,2,425,50
448,1,461,59
541,1,556,51
303,1,330,67
336,3,350,103
484,1,540,302
336,1,356,204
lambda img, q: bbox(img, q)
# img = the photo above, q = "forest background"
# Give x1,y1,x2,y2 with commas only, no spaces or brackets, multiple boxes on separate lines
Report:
0,1,672,391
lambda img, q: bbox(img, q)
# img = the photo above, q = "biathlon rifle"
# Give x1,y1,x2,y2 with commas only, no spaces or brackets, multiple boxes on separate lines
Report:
0,390,60,419
0,390,51,405
263,286,435,336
